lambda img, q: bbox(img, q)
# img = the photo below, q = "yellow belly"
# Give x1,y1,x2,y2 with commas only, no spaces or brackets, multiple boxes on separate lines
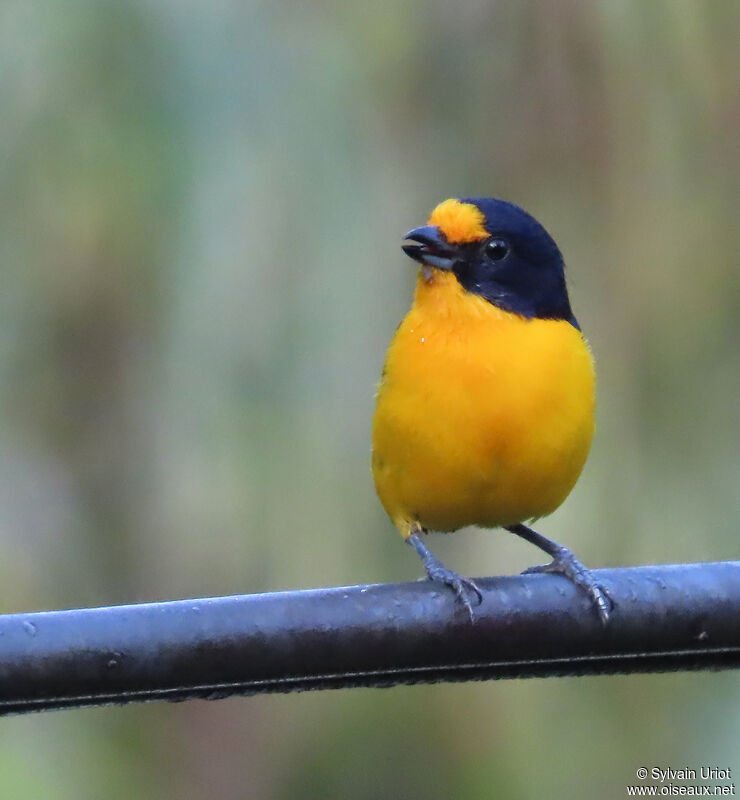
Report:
372,271,595,537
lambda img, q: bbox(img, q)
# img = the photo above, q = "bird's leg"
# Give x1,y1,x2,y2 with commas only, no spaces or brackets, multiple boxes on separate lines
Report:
407,530,482,621
505,523,612,625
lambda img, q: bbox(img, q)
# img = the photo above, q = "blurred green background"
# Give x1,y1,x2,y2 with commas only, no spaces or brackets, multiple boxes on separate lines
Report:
1,1,738,798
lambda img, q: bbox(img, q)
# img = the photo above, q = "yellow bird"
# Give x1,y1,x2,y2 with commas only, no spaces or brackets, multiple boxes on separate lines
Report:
372,197,610,623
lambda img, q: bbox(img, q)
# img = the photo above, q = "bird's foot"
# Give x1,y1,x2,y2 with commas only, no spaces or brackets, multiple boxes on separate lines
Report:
407,532,482,621
425,561,483,622
523,546,612,625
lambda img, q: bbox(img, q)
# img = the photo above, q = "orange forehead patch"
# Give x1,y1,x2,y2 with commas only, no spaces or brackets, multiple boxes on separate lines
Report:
428,199,488,244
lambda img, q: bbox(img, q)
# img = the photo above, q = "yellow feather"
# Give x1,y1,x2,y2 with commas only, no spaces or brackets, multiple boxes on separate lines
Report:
427,199,488,244
372,270,595,538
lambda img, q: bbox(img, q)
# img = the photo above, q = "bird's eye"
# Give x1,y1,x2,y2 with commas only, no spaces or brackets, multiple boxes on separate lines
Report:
486,238,510,261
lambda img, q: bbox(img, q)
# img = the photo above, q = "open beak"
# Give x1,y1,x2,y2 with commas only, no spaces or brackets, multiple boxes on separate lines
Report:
402,225,458,271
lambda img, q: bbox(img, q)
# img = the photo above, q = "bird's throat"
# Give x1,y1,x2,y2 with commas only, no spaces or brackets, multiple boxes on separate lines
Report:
414,268,500,323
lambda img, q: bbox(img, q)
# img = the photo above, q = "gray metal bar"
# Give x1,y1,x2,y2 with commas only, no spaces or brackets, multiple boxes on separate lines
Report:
0,561,738,715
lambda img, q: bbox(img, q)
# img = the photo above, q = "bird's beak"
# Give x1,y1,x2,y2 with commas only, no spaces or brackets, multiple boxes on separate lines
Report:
402,226,458,271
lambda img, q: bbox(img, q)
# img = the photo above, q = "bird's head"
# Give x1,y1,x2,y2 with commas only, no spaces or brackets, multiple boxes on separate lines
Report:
402,197,578,328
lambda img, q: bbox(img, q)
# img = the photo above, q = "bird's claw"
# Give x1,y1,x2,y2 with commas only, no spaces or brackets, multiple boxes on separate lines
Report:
523,547,612,626
426,563,482,622
407,531,482,621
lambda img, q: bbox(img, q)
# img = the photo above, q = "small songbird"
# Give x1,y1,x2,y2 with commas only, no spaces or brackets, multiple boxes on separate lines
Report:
372,197,610,623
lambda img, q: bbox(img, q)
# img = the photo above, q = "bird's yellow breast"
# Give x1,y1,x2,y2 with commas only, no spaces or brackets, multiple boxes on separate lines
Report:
372,270,595,537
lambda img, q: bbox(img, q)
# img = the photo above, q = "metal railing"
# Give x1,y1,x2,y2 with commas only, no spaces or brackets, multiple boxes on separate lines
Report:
0,561,738,715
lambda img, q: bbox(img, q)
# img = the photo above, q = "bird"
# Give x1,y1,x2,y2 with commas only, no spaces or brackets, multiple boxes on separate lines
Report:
371,197,611,624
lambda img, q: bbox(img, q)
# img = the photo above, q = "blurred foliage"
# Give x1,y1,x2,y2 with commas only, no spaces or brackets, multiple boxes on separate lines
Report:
0,1,738,798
